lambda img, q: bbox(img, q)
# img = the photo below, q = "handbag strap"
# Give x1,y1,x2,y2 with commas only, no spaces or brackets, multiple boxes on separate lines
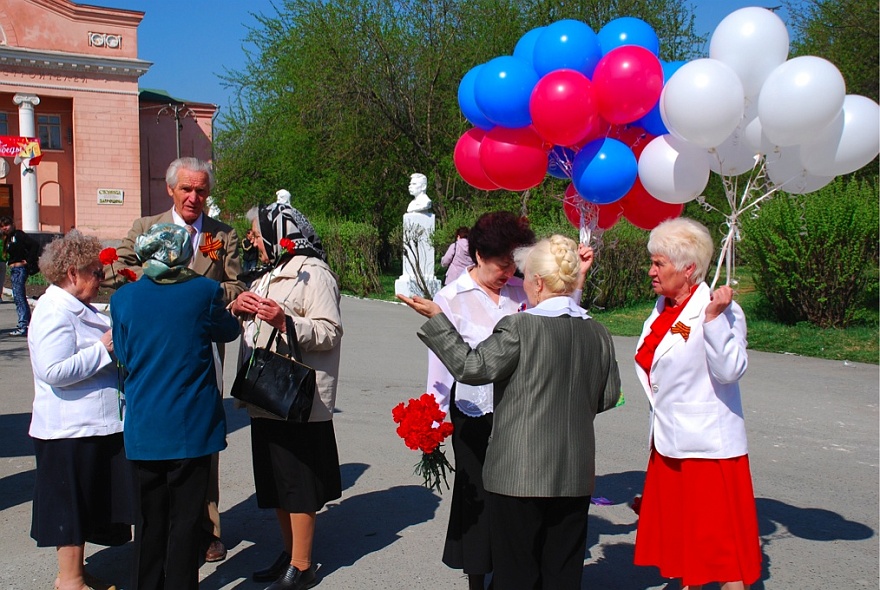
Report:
263,315,305,363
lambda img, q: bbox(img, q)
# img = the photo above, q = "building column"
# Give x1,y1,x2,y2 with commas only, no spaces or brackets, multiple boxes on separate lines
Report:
13,93,40,232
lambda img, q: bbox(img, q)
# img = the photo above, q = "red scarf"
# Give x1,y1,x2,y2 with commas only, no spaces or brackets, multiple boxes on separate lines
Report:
635,285,697,376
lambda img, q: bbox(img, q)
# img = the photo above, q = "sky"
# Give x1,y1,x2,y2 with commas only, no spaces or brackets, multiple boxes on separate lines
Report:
82,0,802,122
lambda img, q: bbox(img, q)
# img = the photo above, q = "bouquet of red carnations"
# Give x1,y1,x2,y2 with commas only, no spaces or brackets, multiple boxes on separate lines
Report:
392,393,454,493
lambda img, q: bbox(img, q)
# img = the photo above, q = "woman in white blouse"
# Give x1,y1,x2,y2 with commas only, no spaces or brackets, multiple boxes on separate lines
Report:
427,212,590,590
28,231,133,590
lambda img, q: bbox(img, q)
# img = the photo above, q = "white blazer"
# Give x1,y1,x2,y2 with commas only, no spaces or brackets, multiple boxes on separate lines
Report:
634,282,749,459
28,285,122,439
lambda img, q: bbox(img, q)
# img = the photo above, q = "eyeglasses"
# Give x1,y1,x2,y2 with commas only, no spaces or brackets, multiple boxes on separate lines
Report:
79,268,103,280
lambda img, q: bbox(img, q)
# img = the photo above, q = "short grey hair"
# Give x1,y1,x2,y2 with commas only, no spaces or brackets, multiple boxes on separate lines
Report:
39,230,103,285
647,218,715,285
165,157,215,190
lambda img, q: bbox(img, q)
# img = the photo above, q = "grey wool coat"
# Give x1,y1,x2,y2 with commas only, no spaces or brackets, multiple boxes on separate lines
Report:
418,310,621,498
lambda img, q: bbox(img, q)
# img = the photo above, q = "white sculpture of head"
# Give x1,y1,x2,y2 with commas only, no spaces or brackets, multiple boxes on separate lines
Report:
407,173,432,213
276,189,291,205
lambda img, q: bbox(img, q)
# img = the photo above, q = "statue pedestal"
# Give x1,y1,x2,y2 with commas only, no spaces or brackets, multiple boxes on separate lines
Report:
395,211,441,298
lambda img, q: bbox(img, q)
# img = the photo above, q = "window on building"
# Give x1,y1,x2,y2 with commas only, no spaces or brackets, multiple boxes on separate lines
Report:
37,114,62,150
0,113,7,135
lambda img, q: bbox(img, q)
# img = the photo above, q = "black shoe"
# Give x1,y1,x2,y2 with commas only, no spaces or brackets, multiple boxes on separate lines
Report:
253,551,292,582
264,564,317,590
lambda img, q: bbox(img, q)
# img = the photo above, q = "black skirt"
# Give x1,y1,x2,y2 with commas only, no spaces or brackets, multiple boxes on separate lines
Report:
442,392,494,574
251,418,342,513
31,433,136,547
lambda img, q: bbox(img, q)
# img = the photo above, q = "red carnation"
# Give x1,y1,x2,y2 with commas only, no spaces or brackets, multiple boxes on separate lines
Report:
392,393,455,492
279,238,295,254
99,247,119,265
118,268,137,283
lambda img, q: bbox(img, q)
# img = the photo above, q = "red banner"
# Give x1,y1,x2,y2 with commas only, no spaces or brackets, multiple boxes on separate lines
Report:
0,136,42,166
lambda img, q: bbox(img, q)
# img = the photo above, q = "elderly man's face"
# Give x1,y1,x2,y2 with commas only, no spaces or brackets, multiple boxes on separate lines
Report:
168,169,210,224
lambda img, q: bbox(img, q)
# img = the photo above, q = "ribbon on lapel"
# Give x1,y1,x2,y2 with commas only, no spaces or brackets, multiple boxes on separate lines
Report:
199,232,223,261
670,321,690,342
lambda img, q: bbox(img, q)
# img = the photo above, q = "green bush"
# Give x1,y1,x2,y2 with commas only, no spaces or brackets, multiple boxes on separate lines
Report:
741,178,879,328
583,220,654,311
311,218,382,297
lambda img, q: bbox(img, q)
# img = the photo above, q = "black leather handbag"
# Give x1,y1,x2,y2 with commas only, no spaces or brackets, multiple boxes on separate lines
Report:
231,315,316,422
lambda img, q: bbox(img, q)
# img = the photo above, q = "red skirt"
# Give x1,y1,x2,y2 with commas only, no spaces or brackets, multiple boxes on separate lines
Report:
634,450,762,586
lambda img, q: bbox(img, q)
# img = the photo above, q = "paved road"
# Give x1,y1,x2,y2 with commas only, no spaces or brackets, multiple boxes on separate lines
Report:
0,294,876,589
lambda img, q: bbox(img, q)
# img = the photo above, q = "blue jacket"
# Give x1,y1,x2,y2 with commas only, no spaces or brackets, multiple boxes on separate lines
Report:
110,275,240,461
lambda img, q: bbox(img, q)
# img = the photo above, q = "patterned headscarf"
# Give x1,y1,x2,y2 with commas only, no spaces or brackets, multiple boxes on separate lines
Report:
135,223,196,282
259,203,326,264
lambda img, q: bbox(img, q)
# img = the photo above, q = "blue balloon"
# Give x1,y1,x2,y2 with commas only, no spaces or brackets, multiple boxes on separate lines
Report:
533,19,602,78
513,27,545,69
548,146,576,179
474,56,539,128
571,138,637,204
598,17,660,56
458,65,495,130
636,60,686,136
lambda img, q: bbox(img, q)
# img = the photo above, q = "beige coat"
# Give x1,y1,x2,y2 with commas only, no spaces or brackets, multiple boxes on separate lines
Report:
238,255,343,422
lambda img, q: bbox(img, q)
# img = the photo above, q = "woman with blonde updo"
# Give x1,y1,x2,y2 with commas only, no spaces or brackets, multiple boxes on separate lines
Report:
399,235,622,590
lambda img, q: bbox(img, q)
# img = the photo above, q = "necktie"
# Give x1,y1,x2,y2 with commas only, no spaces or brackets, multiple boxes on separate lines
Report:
185,225,197,268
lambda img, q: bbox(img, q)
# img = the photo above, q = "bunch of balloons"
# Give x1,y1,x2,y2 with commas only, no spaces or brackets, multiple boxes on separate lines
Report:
454,16,686,231
640,6,879,205
454,9,879,239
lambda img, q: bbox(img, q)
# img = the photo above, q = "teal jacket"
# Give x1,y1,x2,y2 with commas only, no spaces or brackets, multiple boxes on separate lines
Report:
111,275,240,461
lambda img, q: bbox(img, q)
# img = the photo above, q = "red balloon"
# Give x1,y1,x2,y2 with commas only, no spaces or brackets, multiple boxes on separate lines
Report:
563,184,624,230
592,45,663,125
530,70,599,147
572,117,612,148
479,126,549,191
609,124,655,159
620,178,684,230
454,128,499,190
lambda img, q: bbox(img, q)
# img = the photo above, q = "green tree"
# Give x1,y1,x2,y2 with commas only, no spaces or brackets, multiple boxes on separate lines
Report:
213,0,703,259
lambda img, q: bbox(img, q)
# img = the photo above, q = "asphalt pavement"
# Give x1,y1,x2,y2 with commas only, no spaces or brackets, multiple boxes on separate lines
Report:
0,291,876,589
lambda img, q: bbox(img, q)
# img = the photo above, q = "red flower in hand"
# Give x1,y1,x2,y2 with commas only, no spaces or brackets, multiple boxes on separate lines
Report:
279,238,295,254
99,248,119,265
118,268,137,283
392,393,455,492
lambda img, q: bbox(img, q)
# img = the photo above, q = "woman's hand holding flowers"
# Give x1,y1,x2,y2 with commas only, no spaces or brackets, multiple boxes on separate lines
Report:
233,292,287,331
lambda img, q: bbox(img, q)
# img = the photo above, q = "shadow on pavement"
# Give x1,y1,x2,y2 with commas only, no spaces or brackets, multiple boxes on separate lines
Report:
0,412,34,458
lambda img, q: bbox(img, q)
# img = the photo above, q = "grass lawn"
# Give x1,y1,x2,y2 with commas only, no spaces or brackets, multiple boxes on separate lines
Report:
355,272,879,365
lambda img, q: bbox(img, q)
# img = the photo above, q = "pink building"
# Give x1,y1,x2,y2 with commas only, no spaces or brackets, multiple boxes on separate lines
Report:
0,0,216,238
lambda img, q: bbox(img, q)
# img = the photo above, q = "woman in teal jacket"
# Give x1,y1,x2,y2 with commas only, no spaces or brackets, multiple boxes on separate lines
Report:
111,223,240,590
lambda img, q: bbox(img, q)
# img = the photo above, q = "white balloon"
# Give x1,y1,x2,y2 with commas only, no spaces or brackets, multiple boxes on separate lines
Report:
743,116,772,155
708,99,759,176
800,94,880,176
661,58,745,148
638,135,711,204
710,7,789,98
758,56,846,147
766,145,834,194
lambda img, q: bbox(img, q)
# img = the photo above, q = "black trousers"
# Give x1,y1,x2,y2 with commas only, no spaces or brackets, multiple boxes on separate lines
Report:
487,492,591,590
132,456,211,590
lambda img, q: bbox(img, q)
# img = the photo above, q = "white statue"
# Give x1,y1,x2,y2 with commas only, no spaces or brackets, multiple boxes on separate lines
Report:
406,173,433,213
276,189,291,205
396,172,441,298
206,196,221,218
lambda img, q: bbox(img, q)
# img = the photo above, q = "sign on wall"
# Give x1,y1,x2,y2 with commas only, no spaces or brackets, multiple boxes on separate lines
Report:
97,188,124,205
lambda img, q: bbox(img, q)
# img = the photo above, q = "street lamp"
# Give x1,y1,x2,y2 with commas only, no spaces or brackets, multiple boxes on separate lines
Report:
156,103,197,158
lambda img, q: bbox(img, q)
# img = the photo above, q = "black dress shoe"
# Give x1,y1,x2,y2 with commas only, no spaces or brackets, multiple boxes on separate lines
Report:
264,564,317,590
253,551,292,582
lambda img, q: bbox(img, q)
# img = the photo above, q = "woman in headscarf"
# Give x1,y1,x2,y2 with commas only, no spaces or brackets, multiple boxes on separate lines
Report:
230,204,343,590
110,223,240,590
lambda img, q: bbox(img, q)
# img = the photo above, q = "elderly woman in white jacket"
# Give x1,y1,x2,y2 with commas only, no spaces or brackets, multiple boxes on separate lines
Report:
28,231,133,590
632,218,761,590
